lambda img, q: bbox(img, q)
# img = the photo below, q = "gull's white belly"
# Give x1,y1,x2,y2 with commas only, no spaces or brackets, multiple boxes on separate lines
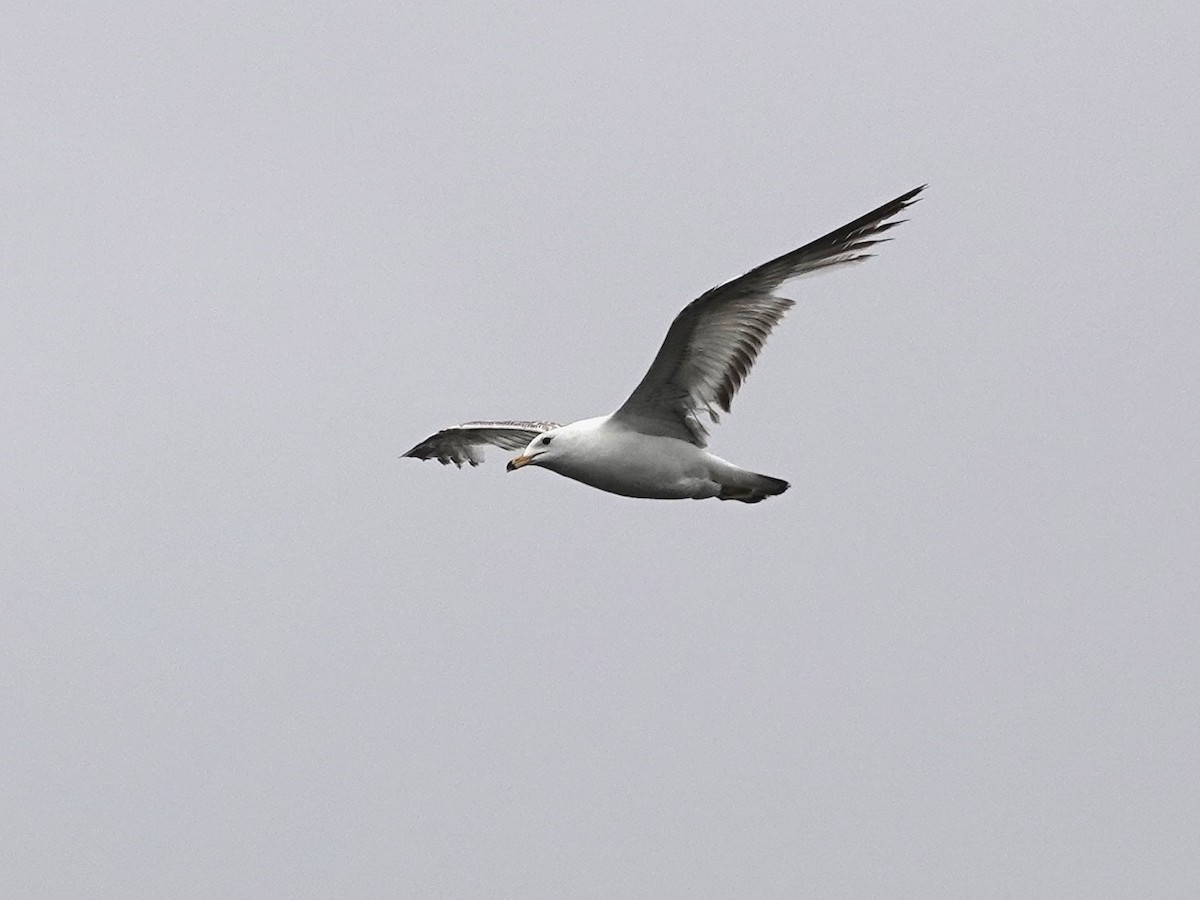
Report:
543,426,721,500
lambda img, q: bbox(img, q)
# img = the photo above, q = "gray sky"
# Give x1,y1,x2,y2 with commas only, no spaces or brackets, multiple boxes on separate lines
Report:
4,2,1198,897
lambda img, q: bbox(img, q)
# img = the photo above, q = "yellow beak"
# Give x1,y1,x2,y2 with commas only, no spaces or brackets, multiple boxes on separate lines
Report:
506,454,534,472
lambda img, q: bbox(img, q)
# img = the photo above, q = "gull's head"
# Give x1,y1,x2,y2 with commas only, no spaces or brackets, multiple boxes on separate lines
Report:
506,427,564,472
507,418,606,473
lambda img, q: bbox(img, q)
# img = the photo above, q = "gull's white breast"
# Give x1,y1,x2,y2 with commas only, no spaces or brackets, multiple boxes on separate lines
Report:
541,416,723,500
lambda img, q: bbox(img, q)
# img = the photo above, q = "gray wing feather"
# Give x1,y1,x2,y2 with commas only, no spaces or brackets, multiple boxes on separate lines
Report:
402,420,560,467
612,185,924,446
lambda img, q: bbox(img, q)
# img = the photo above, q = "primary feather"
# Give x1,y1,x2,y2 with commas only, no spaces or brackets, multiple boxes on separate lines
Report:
610,185,923,445
402,420,559,467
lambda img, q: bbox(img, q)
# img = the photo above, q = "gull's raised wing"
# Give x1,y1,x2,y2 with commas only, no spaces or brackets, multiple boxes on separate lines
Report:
611,185,924,446
402,420,560,467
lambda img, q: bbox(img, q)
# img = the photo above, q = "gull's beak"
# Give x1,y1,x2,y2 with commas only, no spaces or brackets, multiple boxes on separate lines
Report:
507,454,534,472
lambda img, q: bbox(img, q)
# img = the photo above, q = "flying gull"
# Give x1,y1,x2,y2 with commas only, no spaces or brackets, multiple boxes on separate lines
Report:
404,185,923,503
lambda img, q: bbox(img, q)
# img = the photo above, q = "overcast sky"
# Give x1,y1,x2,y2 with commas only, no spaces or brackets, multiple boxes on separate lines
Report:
4,2,1198,898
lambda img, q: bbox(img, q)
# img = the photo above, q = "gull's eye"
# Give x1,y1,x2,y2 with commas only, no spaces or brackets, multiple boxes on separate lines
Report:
541,435,553,445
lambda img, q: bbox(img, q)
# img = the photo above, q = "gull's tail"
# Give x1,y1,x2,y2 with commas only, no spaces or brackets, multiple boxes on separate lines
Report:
717,470,790,504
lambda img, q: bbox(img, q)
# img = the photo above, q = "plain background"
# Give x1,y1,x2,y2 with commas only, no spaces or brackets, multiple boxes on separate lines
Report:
4,2,1198,897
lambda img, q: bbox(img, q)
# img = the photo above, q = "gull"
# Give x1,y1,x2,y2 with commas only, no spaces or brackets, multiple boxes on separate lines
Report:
403,185,923,502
